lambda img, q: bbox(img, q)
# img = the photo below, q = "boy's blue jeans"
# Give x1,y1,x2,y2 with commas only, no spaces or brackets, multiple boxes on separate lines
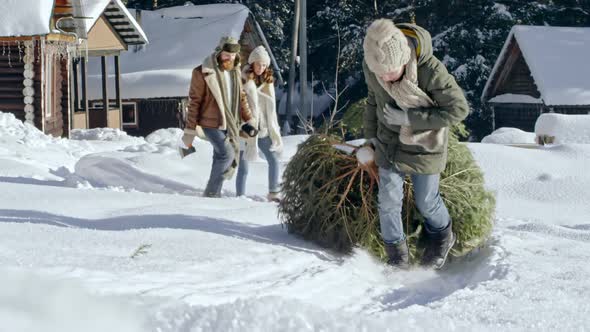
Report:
378,167,451,244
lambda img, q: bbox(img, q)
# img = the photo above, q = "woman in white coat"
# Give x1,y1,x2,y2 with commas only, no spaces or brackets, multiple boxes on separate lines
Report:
236,46,283,201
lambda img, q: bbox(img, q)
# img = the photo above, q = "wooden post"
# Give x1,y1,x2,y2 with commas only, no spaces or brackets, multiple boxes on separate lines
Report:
81,57,89,129
72,58,79,112
286,0,301,133
65,56,72,138
491,105,496,131
101,56,108,127
114,55,122,130
299,0,309,131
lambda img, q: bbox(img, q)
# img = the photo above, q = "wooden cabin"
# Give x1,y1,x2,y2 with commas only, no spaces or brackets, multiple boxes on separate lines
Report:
71,0,148,131
0,0,147,138
85,3,281,137
481,25,590,133
0,0,78,137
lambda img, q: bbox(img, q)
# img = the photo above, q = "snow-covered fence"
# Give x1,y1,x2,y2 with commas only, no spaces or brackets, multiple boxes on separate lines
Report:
535,113,590,145
481,127,536,145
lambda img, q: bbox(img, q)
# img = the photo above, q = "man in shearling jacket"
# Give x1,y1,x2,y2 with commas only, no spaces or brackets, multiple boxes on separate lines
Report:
181,36,255,198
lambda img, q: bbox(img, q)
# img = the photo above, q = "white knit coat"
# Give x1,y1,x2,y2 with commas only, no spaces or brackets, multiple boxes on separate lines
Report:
241,65,283,161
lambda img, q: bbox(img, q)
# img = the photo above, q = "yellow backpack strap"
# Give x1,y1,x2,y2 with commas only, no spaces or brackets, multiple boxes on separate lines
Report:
400,28,421,58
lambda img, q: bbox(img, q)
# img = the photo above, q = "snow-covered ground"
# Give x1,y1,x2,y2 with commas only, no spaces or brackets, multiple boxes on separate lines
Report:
1,111,590,331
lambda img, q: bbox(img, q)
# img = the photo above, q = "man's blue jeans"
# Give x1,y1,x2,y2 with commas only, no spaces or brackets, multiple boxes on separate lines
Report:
203,128,234,197
378,167,451,244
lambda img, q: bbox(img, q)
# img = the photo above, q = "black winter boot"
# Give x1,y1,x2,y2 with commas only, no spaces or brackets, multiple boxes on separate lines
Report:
421,222,456,270
385,240,410,269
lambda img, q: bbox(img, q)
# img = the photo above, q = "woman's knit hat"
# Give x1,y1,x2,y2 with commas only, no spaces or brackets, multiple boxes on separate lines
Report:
248,45,271,66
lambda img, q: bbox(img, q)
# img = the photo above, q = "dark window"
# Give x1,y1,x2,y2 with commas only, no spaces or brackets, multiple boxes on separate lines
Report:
122,102,138,127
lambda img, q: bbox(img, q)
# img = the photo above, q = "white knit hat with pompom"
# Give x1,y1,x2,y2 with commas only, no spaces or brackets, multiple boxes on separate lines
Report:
248,45,271,66
363,19,411,76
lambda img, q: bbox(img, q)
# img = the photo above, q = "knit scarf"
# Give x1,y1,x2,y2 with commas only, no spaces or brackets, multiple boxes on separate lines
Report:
376,48,447,152
214,59,241,179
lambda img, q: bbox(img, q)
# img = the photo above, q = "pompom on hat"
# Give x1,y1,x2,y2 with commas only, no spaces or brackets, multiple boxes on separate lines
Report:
363,19,411,76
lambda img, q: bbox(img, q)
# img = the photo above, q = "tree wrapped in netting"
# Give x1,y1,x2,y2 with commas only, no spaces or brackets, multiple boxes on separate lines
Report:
279,126,495,262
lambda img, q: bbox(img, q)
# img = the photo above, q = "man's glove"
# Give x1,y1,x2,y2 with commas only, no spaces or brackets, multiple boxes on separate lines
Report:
181,133,195,148
383,103,410,126
179,146,196,158
179,133,196,158
241,122,258,138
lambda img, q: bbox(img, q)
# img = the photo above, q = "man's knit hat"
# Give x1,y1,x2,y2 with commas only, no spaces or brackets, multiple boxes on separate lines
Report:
363,19,411,76
248,45,271,66
217,36,240,53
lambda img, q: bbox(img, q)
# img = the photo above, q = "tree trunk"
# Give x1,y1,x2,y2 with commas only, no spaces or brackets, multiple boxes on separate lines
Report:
286,0,301,134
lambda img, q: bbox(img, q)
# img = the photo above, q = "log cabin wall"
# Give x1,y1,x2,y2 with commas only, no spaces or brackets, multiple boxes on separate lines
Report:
239,18,258,64
0,42,27,122
33,42,43,131
0,41,69,137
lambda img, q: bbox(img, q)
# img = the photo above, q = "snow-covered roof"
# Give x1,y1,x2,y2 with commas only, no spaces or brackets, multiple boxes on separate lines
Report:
101,0,148,44
0,0,54,36
488,93,542,104
86,3,250,100
79,0,111,33
0,0,146,45
484,25,590,106
71,0,147,44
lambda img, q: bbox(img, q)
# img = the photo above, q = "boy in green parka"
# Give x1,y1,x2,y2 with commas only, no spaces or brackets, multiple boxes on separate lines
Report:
362,19,469,269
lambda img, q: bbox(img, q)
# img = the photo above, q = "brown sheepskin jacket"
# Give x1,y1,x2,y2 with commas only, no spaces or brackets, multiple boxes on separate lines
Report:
184,54,252,134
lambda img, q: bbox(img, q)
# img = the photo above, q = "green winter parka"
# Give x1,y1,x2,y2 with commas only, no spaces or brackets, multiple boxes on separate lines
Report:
363,23,469,174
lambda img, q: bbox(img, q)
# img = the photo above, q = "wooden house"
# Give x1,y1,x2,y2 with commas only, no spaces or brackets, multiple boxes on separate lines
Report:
70,0,148,131
0,0,77,137
85,3,281,137
481,25,590,133
0,0,147,138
